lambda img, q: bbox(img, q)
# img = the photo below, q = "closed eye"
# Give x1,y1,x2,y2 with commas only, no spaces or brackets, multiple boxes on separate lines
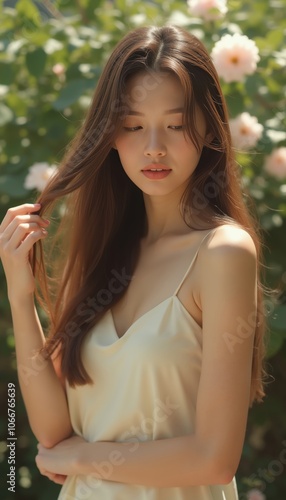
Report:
168,125,183,130
123,125,184,132
123,126,142,132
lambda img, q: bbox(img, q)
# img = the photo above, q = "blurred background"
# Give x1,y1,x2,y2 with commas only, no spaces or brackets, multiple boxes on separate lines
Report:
0,0,285,498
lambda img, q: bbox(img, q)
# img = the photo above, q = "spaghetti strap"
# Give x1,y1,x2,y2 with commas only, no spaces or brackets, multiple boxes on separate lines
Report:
173,227,218,297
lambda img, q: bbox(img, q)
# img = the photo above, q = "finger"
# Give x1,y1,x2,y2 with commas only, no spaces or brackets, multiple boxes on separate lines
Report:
49,474,67,485
0,204,42,233
37,466,51,477
35,453,67,485
13,227,48,255
35,458,52,476
1,214,49,243
6,222,47,251
40,470,64,482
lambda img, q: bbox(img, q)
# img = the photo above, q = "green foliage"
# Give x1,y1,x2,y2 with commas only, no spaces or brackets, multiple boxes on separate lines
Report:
0,0,285,498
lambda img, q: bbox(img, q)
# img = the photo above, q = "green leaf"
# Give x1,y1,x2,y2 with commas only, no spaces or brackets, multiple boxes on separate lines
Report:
0,173,28,197
226,91,246,118
24,30,51,48
52,78,96,110
266,330,285,358
266,29,285,50
0,103,13,126
26,47,47,77
16,0,41,25
269,305,286,332
0,63,14,85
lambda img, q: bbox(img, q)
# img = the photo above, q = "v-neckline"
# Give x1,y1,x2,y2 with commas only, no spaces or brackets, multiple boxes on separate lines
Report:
109,295,201,341
108,228,217,341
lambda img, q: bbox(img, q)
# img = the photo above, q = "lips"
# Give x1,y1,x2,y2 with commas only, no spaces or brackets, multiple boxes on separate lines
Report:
141,163,172,180
142,163,171,171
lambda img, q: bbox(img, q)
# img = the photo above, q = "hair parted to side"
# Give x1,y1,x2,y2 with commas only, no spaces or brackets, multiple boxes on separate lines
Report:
33,25,268,404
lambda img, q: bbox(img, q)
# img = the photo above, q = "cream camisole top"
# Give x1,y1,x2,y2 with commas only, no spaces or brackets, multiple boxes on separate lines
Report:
58,228,239,500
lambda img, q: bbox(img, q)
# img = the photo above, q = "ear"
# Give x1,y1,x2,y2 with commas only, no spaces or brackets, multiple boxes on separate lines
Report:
111,143,118,150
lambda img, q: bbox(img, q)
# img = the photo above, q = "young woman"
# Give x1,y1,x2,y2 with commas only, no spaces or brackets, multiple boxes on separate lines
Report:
0,25,267,499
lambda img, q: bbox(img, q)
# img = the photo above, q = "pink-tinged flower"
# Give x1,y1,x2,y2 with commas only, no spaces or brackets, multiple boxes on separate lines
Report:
52,63,65,76
229,112,263,150
24,162,57,191
246,489,266,500
187,0,227,21
264,147,286,180
211,33,260,82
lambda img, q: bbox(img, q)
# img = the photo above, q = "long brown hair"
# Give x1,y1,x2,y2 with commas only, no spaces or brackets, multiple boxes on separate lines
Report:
34,25,268,404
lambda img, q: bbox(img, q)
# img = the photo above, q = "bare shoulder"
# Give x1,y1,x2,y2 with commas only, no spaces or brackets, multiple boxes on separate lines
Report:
198,224,257,289
198,224,258,347
202,224,257,261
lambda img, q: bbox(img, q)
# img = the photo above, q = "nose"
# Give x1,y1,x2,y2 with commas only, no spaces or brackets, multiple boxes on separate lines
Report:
144,129,167,158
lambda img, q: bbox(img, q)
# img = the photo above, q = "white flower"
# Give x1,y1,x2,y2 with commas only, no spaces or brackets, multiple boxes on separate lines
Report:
264,147,286,180
211,33,260,82
229,112,263,150
246,489,266,500
24,162,57,191
187,0,227,21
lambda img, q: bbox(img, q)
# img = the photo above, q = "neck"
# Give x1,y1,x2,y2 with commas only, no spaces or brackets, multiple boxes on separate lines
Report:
142,187,192,245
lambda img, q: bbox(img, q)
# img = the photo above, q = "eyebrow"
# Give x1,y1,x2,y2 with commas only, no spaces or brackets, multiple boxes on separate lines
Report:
127,107,184,116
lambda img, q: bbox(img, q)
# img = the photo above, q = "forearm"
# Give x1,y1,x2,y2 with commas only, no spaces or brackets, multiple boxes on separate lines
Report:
10,295,72,447
78,435,232,488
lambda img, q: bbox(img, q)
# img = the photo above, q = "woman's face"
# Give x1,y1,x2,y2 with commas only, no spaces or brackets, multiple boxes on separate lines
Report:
114,71,207,197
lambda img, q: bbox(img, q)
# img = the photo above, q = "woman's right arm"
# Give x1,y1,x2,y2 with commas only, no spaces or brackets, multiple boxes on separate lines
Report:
0,204,73,448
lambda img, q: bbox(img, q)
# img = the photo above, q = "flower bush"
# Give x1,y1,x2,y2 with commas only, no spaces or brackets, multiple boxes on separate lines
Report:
187,0,227,20
24,162,57,191
229,112,263,151
264,148,286,180
247,489,266,500
210,33,260,82
0,1,285,499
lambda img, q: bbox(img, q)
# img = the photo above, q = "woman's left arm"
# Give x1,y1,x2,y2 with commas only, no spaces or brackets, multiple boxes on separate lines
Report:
36,227,258,488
